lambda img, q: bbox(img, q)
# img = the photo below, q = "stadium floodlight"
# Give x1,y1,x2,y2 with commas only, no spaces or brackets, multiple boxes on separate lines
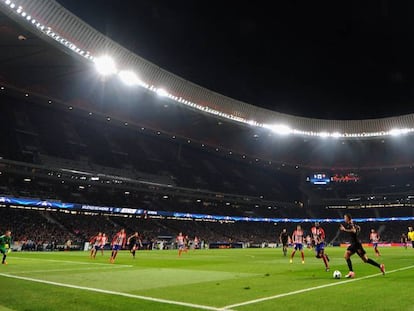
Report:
118,70,141,86
94,55,117,76
331,132,342,138
389,128,410,136
265,124,292,135
156,88,169,97
318,132,329,138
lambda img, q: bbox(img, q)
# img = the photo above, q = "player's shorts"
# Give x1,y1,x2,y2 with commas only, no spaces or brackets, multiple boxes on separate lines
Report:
0,247,6,255
315,242,325,254
178,243,185,250
347,242,366,256
93,244,100,251
112,244,122,251
372,242,378,248
294,243,303,251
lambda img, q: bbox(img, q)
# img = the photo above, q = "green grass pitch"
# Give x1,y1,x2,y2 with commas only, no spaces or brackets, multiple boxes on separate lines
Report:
0,247,413,311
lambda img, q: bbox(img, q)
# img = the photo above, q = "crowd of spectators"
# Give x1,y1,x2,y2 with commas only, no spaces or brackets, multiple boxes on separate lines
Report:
0,207,411,251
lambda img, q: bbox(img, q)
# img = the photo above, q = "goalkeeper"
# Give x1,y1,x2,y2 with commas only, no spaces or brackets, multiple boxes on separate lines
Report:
0,230,12,265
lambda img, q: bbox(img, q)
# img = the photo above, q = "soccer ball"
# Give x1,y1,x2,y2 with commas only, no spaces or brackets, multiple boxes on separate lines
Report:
333,270,341,279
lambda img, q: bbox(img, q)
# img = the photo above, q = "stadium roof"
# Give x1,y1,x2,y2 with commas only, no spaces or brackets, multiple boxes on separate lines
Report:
2,0,414,140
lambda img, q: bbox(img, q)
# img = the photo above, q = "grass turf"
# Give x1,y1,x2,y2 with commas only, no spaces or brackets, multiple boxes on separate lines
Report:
0,247,413,311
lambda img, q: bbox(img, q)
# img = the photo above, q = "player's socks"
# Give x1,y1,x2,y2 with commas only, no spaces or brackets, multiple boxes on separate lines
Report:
132,250,136,258
380,264,385,275
322,255,329,269
346,258,353,272
2,254,6,264
366,258,380,268
301,252,304,262
325,254,330,262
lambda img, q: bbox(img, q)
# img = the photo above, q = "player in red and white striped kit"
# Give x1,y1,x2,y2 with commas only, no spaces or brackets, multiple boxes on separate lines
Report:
89,232,102,259
109,229,126,263
370,229,381,257
290,225,305,264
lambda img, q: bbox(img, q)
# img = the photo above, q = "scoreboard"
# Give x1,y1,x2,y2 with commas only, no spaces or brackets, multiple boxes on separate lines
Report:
306,173,331,185
306,173,360,185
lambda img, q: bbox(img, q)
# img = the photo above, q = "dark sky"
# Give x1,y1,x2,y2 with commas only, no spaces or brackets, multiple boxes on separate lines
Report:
57,0,414,120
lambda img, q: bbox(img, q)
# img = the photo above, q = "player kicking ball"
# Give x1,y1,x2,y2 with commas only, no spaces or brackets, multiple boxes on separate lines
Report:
339,214,385,278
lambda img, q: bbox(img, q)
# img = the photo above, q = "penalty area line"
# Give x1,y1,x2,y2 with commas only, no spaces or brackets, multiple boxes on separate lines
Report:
0,273,223,311
220,264,414,310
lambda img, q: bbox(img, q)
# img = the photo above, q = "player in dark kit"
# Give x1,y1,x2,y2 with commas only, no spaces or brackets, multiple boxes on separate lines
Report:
127,232,142,259
279,229,289,256
339,214,385,278
401,233,407,249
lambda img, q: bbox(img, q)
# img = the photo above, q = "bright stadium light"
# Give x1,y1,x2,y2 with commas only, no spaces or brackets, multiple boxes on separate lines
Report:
331,132,341,138
94,55,117,76
118,70,141,86
265,124,292,135
156,88,168,97
389,128,410,136
318,132,329,138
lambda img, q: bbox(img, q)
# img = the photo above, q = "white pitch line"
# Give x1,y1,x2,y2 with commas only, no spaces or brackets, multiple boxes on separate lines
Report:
11,256,133,267
11,266,129,274
220,264,414,310
0,273,223,311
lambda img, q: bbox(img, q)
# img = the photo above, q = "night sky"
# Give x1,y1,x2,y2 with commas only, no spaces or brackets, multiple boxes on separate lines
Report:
57,0,414,120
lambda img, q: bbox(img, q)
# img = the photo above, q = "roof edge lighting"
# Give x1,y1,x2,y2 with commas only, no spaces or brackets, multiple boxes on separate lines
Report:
3,0,414,140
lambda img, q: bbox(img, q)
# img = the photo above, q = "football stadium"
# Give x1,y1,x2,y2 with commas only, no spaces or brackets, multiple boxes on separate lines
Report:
0,1,414,310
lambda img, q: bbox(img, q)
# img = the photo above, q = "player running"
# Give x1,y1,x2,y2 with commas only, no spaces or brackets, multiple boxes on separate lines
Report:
89,232,102,259
339,214,385,278
127,232,142,259
99,233,108,255
279,229,289,256
305,235,312,249
176,232,187,257
369,229,381,256
193,236,200,250
290,225,305,264
311,222,330,271
401,233,407,249
109,229,126,263
0,230,12,265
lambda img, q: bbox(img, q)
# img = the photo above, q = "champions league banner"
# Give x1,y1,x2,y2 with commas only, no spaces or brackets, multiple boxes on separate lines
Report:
1,195,414,223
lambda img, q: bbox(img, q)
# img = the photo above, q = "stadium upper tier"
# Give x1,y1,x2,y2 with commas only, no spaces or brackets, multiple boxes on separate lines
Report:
2,0,414,139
